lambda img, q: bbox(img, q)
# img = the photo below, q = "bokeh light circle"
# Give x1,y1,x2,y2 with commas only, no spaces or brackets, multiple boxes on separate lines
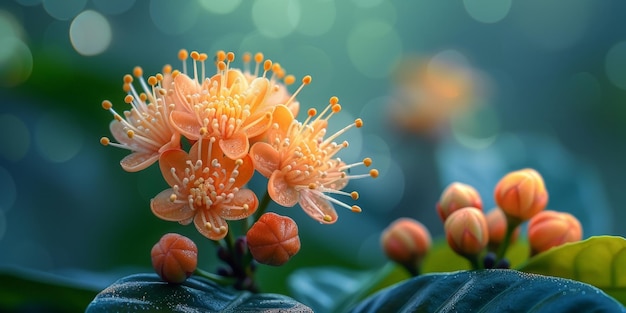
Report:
0,114,30,162
463,0,512,24
0,167,16,212
0,10,25,40
42,0,87,21
351,0,385,8
605,41,626,90
198,0,242,14
252,0,300,39
70,10,112,56
347,19,402,78
34,112,84,163
295,0,336,36
92,0,136,15
150,0,200,35
451,105,500,150
0,37,33,87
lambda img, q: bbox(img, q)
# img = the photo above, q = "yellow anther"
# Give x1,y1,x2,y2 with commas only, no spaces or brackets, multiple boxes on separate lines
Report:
122,83,130,92
178,49,188,60
351,191,359,200
329,96,339,105
124,95,134,104
254,52,263,63
331,104,342,113
219,226,227,233
162,64,172,74
272,62,281,73
147,76,158,86
355,118,363,128
308,108,317,116
302,75,312,85
101,100,112,110
363,157,372,167
351,205,362,213
123,74,133,84
242,52,252,63
216,50,226,62
155,73,163,81
226,52,235,62
140,93,148,102
370,169,379,178
218,61,226,71
199,127,208,136
284,74,295,85
132,66,142,78
190,51,200,60
169,194,177,202
308,183,317,189
242,204,249,210
100,137,110,146
172,70,180,78
126,130,135,138
263,59,272,72
235,159,244,166
323,215,333,222
199,53,208,61
113,114,122,122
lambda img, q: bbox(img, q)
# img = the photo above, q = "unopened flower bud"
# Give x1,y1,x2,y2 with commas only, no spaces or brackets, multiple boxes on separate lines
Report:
246,212,300,266
437,182,483,221
528,210,582,255
486,208,520,250
444,207,489,257
494,168,548,223
380,218,431,272
151,233,198,284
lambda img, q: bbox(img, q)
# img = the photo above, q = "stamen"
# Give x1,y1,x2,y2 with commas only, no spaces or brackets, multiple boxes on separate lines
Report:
285,75,311,107
178,49,188,74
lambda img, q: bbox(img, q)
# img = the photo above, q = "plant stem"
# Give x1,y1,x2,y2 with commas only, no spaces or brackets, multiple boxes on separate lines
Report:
253,191,271,222
194,268,235,285
467,254,483,270
495,217,519,264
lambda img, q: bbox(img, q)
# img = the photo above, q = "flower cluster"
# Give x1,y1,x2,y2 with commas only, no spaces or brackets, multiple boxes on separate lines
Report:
381,168,583,274
101,50,377,286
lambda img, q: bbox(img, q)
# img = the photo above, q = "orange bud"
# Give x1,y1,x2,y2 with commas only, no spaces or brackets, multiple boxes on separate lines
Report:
437,182,483,221
151,233,198,284
528,210,582,255
494,168,548,222
246,212,300,266
444,207,489,256
380,218,431,266
486,207,520,249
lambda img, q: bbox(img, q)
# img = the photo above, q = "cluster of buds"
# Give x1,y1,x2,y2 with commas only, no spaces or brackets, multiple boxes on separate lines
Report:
101,50,377,289
381,168,583,274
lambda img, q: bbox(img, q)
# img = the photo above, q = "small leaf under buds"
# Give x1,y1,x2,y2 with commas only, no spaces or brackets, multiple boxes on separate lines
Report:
151,233,198,284
246,212,300,266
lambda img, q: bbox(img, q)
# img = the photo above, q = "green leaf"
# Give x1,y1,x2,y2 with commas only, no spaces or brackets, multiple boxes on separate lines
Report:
86,273,312,312
349,269,626,313
422,239,529,273
287,263,405,313
0,266,100,312
518,235,626,305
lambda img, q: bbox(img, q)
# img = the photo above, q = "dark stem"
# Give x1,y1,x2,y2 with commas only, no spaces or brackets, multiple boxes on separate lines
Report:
253,191,272,222
495,217,519,264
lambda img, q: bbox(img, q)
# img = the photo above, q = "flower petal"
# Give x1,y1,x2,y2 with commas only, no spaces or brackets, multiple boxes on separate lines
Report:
271,105,295,134
151,188,195,222
249,142,280,178
268,171,299,207
244,111,273,138
158,149,189,187
219,131,249,160
120,152,159,172
194,210,229,241
299,189,338,224
174,73,200,112
170,110,201,140
218,188,258,220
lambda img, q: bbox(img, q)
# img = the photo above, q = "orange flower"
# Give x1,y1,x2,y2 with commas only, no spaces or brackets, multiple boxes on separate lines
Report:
444,207,489,256
494,168,548,223
485,207,520,249
528,210,582,255
381,218,431,266
246,212,300,266
249,97,378,224
100,66,180,172
151,233,197,284
168,50,305,160
150,138,258,240
436,182,483,221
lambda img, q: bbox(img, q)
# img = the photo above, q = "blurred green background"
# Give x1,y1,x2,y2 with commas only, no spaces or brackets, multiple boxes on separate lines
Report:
1,0,626,296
